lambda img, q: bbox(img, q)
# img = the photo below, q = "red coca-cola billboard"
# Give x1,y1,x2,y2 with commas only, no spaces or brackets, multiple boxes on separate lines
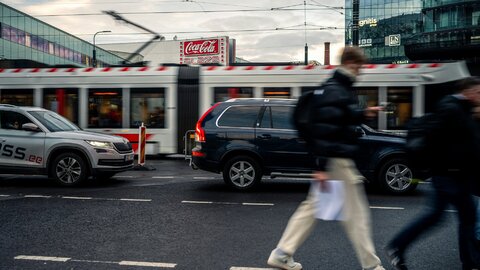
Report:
180,37,229,65
183,39,219,56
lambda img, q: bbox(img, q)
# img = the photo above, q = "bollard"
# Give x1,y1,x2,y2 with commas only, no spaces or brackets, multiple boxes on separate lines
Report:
133,122,155,171
138,122,146,166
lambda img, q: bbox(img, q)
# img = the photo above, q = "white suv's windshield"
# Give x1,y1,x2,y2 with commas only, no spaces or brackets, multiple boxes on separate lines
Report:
29,111,79,132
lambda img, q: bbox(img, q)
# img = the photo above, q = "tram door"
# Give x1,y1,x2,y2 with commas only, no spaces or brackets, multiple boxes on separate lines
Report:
177,66,200,154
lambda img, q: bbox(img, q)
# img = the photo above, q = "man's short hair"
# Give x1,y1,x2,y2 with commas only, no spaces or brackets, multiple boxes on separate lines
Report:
456,76,480,93
340,46,367,65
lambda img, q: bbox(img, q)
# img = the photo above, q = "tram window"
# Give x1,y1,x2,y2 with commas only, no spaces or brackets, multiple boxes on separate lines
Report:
263,87,291,99
43,88,79,124
387,87,412,129
356,87,379,129
0,89,33,106
88,89,122,128
130,88,165,128
214,87,253,102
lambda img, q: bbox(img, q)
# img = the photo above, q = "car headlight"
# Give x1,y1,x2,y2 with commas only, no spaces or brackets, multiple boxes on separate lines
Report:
86,140,114,148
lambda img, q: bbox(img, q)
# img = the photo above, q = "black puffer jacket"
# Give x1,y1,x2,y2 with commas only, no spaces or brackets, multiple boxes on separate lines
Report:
309,69,365,170
429,95,480,175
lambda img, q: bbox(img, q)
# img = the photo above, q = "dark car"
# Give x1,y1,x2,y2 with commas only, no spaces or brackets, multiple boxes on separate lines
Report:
190,98,418,194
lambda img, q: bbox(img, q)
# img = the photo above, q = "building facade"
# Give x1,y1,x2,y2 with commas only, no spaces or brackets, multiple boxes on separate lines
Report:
0,3,124,67
404,0,480,63
345,0,423,63
345,0,480,65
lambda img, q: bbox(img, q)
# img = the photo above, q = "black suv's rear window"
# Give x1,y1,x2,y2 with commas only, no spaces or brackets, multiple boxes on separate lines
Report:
217,106,261,128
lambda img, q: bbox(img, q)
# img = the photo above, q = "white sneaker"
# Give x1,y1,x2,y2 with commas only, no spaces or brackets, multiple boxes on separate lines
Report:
267,249,302,270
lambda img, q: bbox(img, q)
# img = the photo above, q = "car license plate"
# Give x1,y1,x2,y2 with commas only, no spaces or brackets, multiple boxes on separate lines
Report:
125,154,134,161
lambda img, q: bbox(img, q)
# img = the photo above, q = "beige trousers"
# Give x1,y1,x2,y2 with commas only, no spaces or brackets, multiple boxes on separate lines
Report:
276,158,382,269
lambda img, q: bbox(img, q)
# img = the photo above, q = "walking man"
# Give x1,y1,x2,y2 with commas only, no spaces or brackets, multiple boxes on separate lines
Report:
267,46,385,270
385,77,480,270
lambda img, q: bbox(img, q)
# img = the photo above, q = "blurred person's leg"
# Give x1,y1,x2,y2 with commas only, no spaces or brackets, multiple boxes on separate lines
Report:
329,158,383,269
276,191,317,255
388,176,449,254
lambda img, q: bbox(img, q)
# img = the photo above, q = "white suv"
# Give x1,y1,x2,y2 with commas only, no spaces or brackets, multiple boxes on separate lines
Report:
0,104,134,186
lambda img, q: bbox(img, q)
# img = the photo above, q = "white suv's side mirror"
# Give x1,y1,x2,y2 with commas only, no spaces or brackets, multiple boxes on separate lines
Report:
22,123,41,132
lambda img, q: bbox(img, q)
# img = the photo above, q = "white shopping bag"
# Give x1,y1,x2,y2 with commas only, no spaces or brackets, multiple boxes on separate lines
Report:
310,180,346,221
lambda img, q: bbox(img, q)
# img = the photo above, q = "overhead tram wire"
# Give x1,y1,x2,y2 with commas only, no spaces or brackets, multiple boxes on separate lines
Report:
30,7,356,17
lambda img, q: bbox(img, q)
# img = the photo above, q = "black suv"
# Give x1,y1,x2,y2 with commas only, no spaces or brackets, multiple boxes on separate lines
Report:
191,99,417,194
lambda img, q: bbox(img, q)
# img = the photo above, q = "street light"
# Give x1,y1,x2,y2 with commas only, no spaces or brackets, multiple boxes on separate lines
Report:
93,30,111,67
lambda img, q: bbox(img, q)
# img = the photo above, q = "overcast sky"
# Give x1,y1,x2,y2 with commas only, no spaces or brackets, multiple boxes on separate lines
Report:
4,0,346,64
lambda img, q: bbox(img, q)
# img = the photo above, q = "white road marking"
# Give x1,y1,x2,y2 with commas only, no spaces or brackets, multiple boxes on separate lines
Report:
115,175,134,178
152,176,175,179
0,194,10,197
370,206,404,210
14,255,176,268
230,268,277,270
24,195,52,198
182,200,274,206
120,198,152,202
119,261,176,268
70,259,117,264
445,210,458,213
61,196,93,200
242,203,275,206
193,176,216,180
182,200,213,204
15,255,70,262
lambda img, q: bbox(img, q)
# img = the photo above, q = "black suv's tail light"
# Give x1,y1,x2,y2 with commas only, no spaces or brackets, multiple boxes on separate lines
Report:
195,103,220,143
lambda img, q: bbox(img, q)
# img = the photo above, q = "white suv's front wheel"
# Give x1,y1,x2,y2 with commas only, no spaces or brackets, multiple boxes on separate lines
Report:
52,153,88,186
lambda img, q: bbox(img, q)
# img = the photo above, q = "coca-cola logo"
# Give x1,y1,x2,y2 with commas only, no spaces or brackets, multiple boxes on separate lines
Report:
184,39,219,56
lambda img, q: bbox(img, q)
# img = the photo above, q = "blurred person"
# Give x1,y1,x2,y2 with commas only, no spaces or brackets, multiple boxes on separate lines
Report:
267,46,385,270
385,77,480,270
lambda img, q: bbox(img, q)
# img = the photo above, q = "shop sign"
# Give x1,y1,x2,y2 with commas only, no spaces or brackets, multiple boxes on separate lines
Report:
359,18,377,27
386,34,401,46
359,38,372,47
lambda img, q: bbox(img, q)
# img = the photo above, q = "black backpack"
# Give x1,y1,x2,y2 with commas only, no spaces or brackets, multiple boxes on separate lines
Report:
405,113,437,169
293,90,315,142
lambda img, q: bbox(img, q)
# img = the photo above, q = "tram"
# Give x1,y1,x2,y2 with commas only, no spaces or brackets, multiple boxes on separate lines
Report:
0,61,470,155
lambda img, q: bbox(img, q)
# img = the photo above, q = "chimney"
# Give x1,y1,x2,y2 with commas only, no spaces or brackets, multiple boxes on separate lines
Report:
324,42,330,65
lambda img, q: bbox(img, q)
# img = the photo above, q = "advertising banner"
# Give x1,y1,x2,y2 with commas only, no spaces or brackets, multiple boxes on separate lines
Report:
180,37,228,65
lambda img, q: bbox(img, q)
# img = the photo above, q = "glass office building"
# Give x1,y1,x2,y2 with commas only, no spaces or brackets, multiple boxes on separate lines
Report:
404,0,480,63
345,0,423,63
0,3,124,67
345,0,480,64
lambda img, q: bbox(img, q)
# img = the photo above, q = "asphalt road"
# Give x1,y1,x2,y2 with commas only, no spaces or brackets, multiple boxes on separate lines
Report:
0,158,463,270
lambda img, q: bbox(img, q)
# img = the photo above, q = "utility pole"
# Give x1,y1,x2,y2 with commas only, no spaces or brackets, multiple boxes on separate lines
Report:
93,30,111,67
352,0,360,46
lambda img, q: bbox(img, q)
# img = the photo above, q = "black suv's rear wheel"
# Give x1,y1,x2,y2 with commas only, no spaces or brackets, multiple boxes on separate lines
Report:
223,155,262,190
378,158,417,194
52,153,88,186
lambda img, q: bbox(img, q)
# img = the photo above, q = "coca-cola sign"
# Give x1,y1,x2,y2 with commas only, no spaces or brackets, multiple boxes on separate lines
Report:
183,39,219,56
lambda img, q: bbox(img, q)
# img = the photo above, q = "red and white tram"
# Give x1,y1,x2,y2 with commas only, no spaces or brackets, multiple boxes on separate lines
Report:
0,61,470,155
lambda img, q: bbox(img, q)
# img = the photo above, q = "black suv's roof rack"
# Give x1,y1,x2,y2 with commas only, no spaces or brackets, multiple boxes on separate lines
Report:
0,104,17,107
